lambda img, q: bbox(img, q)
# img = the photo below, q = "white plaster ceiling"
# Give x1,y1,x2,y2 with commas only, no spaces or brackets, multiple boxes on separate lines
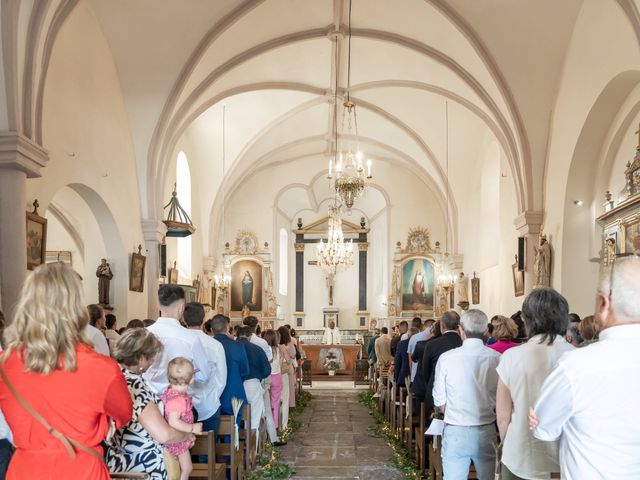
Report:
82,0,588,224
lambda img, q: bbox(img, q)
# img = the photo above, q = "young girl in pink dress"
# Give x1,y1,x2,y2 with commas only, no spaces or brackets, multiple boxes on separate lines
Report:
160,357,202,480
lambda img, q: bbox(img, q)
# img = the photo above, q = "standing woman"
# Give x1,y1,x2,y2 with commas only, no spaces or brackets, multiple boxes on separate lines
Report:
264,330,286,429
278,326,296,428
0,263,133,480
495,288,574,479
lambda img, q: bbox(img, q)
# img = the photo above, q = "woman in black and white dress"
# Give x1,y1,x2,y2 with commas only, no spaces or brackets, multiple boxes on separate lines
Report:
106,328,193,479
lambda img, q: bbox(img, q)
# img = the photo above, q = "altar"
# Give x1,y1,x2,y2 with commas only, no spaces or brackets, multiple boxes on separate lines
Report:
301,344,362,376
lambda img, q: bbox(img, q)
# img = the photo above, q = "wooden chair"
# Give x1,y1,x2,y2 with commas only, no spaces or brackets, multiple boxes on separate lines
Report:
257,416,266,455
403,389,414,451
239,404,257,472
215,415,244,480
189,431,226,480
396,385,406,440
428,433,443,480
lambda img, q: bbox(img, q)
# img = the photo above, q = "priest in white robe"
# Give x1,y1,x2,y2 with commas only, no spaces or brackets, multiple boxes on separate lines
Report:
322,321,342,345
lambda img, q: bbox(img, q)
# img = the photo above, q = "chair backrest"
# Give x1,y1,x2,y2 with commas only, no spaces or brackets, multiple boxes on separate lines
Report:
190,431,216,479
216,415,243,480
110,474,149,479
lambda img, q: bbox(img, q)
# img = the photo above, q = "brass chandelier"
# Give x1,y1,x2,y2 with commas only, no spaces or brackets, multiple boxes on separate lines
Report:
316,202,355,275
327,0,372,209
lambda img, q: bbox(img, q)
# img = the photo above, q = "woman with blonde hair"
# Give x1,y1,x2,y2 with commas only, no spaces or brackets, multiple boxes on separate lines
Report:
0,262,132,480
487,315,520,354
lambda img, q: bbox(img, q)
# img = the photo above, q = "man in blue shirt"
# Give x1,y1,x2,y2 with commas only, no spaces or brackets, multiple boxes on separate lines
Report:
211,315,249,422
237,326,271,434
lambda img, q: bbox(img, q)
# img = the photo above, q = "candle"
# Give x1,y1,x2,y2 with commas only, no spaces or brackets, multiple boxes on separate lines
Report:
367,159,372,177
329,159,333,177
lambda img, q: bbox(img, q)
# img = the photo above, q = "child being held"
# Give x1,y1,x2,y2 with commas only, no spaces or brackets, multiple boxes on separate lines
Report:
160,357,202,480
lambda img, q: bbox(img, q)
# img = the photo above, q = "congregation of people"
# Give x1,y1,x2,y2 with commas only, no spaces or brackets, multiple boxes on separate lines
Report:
368,255,640,479
0,262,304,480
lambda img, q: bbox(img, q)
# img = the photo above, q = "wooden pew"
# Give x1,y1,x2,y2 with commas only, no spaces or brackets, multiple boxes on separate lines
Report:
414,400,426,475
239,404,256,472
189,431,226,480
215,416,244,480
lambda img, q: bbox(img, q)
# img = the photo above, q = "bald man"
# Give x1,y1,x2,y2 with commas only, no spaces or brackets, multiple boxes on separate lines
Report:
530,256,640,479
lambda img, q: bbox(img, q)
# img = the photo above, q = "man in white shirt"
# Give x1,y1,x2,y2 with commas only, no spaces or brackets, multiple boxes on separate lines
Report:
433,309,500,480
530,256,640,480
86,304,110,356
184,302,227,435
322,321,341,345
143,285,211,395
243,315,272,361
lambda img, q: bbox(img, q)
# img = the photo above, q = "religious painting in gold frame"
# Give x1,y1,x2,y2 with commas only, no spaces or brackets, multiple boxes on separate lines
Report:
129,246,146,293
26,204,47,270
622,215,640,255
401,257,435,311
230,259,263,312
471,273,480,304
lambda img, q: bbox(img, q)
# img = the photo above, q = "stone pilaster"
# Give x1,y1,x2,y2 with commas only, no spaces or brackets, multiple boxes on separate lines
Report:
0,132,48,318
142,219,167,318
514,211,544,296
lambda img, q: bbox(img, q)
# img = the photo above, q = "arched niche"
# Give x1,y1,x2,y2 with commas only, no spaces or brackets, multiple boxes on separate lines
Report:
45,183,128,318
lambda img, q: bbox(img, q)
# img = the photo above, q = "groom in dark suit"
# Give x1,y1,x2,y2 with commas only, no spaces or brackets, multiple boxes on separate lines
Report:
420,310,462,413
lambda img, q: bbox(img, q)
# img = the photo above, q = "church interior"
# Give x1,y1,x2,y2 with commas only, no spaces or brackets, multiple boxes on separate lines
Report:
1,1,640,479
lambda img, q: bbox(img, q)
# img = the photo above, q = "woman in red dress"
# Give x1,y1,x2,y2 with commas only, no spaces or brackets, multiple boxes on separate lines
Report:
0,262,132,480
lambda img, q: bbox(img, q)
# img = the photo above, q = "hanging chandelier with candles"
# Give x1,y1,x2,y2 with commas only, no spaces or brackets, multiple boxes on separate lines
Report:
326,0,372,209
317,203,355,275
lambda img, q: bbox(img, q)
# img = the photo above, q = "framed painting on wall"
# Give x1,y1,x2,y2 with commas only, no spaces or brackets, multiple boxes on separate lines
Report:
26,202,47,270
401,258,435,311
512,255,524,297
129,246,146,292
623,217,640,255
230,259,263,312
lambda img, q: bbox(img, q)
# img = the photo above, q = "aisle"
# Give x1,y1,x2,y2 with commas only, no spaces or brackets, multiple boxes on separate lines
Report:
279,389,404,479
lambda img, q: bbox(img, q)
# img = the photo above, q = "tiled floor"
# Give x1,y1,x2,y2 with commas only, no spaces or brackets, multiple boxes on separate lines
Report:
279,387,403,479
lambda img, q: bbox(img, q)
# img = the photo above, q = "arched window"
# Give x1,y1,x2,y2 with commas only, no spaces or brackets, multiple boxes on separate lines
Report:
279,228,288,295
176,152,191,282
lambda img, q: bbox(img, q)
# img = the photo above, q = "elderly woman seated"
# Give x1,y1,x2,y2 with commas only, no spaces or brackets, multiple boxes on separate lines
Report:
106,328,193,480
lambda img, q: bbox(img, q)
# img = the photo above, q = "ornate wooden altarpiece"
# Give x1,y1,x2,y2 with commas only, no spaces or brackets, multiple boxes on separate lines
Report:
597,130,640,265
388,227,446,322
216,230,277,330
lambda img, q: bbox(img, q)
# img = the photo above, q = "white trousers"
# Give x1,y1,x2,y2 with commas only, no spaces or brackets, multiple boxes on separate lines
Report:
243,379,264,431
262,383,278,443
280,372,290,429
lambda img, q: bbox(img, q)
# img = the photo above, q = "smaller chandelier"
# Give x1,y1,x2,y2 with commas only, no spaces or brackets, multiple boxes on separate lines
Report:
317,204,355,275
328,100,372,209
214,273,231,289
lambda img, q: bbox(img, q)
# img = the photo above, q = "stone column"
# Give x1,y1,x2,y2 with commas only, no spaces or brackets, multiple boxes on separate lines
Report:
358,242,368,311
142,219,167,319
514,211,544,296
0,132,48,318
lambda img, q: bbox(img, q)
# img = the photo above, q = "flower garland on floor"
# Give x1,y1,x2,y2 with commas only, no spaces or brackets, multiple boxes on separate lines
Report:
247,390,313,479
359,391,422,480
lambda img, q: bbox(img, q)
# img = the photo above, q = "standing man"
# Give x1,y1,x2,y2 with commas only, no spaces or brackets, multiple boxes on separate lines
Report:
237,326,271,435
530,257,640,478
211,314,249,418
184,302,227,434
367,328,380,365
390,320,408,356
374,327,392,369
144,285,211,395
243,315,272,361
408,318,433,382
322,321,341,345
433,309,500,480
420,311,461,413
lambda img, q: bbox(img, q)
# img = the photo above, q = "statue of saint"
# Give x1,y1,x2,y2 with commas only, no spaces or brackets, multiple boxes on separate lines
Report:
456,272,469,304
241,305,250,319
96,259,113,306
534,230,552,288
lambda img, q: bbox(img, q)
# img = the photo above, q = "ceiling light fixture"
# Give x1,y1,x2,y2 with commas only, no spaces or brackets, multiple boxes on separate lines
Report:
327,0,371,210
